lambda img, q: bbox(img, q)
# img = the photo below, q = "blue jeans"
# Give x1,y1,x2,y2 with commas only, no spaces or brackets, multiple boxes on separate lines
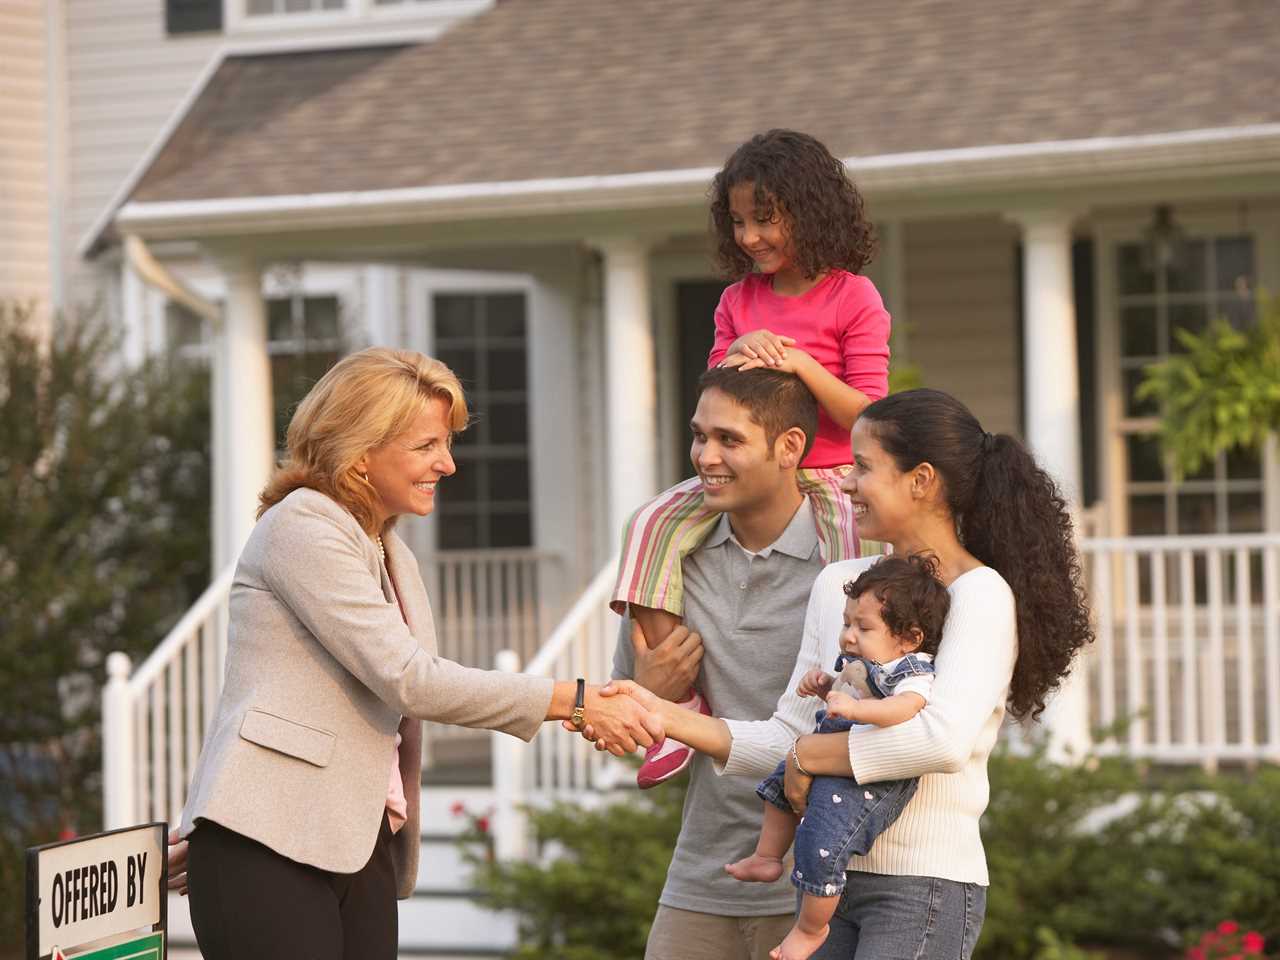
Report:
809,871,986,959
756,712,917,896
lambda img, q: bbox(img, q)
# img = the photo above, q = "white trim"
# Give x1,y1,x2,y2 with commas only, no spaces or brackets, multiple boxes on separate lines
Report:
104,124,1280,244
77,49,229,259
76,2,481,260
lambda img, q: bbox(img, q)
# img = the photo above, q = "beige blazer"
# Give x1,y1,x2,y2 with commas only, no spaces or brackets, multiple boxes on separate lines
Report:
179,488,554,897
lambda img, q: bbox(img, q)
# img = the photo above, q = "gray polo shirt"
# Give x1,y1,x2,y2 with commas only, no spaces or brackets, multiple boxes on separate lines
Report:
613,498,824,917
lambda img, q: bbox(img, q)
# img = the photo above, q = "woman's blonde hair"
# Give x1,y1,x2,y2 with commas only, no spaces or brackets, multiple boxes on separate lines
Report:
258,347,468,534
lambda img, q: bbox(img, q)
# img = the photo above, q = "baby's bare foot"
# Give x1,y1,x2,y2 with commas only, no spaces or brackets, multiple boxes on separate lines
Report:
769,922,830,960
724,854,785,883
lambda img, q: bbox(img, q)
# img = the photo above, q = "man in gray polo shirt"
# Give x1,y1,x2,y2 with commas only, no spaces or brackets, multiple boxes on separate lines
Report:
612,366,830,960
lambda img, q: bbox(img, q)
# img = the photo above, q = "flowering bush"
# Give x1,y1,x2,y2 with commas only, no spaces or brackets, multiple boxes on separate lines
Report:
1186,920,1267,959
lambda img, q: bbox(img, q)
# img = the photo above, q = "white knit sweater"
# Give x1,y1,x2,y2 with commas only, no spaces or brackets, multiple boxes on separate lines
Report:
721,558,1018,885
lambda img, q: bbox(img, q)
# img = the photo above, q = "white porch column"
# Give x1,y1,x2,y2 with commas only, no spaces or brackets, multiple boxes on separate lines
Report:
1009,209,1090,761
591,237,659,548
210,251,275,569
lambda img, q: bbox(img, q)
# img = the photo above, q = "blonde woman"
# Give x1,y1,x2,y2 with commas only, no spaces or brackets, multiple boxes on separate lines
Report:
165,347,660,960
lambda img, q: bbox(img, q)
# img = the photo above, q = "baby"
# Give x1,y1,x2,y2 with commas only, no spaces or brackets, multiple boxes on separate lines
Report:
726,555,951,960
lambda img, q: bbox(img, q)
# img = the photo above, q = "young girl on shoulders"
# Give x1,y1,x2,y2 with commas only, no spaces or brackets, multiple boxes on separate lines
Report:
613,129,891,788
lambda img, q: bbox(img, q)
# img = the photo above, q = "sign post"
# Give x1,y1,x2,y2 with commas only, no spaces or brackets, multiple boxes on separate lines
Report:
26,822,167,960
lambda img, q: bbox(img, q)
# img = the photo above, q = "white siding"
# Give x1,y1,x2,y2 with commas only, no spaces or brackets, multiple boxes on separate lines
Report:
903,216,1022,438
63,0,222,311
0,1,52,315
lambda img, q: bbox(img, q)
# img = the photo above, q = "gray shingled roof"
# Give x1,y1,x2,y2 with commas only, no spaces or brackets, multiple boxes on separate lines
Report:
130,0,1280,204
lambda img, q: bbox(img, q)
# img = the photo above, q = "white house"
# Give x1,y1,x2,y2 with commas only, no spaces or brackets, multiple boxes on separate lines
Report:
6,1,1280,954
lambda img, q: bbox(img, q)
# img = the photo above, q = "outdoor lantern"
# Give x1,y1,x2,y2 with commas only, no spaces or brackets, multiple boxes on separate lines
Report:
1141,204,1187,273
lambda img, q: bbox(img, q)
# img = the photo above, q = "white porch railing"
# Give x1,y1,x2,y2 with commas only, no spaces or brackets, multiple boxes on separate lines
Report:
102,533,1280,838
489,559,631,859
1081,532,1280,768
102,549,564,829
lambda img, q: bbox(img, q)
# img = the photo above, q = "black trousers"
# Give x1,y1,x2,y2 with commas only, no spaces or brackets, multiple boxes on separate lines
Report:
187,814,398,960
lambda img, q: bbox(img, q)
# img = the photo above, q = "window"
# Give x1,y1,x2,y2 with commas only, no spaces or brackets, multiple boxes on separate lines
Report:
245,0,343,13
431,292,532,550
165,293,344,447
1114,234,1263,536
166,0,223,34
267,294,343,443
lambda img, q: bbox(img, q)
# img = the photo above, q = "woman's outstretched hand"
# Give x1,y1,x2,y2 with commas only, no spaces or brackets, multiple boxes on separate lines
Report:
166,828,189,896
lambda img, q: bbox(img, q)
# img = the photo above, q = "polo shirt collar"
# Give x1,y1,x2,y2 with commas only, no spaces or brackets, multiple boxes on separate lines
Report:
704,497,818,560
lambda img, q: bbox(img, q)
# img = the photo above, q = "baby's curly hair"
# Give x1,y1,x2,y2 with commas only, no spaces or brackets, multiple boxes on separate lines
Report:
843,555,951,658
709,129,878,281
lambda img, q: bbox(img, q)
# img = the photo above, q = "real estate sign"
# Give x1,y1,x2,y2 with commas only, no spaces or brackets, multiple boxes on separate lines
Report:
26,823,167,960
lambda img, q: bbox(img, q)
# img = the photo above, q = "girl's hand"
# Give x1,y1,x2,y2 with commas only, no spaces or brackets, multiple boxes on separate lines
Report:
796,669,834,700
166,829,190,896
724,330,796,367
784,741,815,815
824,691,860,721
721,346,811,375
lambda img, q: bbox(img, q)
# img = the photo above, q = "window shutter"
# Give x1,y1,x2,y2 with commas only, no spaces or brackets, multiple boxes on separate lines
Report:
166,0,223,35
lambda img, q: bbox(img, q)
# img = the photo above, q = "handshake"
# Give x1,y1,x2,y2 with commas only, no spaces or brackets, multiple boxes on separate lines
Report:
559,678,665,755
559,620,705,755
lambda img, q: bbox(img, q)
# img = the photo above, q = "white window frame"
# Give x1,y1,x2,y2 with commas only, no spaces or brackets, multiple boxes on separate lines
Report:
405,269,537,554
1093,206,1280,538
222,0,493,36
141,262,363,362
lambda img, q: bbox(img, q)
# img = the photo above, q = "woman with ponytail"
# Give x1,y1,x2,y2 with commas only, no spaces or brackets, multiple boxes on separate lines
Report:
600,388,1093,959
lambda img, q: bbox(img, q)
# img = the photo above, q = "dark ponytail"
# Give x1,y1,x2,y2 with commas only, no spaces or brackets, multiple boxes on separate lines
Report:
859,389,1094,720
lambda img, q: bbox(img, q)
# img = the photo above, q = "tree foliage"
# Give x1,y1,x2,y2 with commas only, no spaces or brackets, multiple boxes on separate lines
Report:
1137,293,1280,477
0,303,211,952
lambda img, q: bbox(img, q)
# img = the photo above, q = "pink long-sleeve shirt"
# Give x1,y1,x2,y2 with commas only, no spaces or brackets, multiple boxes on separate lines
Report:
706,270,891,468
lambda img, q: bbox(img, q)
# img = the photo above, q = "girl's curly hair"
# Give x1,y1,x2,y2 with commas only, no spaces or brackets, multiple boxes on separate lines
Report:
708,129,877,281
859,389,1095,721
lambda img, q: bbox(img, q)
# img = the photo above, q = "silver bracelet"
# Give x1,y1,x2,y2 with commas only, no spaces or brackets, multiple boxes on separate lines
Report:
790,739,813,777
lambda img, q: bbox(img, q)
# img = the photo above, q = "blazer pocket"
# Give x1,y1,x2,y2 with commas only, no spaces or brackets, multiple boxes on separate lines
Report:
239,709,336,767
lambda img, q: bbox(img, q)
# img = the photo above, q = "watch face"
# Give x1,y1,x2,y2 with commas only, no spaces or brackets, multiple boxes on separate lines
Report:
571,709,585,729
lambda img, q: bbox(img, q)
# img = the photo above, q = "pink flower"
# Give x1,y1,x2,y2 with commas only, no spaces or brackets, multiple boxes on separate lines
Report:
475,816,490,834
1187,947,1205,960
450,801,466,817
1218,921,1240,936
1242,932,1265,954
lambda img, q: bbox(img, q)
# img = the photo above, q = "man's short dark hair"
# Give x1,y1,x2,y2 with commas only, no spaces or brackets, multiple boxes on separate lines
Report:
843,555,951,657
697,367,819,461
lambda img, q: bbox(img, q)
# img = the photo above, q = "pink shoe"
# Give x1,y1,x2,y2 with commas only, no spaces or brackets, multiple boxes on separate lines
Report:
636,690,712,789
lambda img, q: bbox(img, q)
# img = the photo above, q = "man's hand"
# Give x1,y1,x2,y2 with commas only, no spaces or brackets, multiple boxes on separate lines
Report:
823,691,860,721
796,669,834,700
166,829,189,896
632,621,703,702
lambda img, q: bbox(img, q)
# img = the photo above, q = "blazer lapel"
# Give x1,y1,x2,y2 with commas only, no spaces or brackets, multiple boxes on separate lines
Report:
384,531,438,655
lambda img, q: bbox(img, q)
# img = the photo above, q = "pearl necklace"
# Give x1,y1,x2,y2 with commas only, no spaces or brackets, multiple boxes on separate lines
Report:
375,535,386,563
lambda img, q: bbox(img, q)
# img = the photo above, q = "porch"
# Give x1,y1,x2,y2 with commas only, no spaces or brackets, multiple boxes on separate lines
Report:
103,532,1280,830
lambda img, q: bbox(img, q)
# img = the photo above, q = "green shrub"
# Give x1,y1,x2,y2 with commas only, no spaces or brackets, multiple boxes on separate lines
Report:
470,745,1280,959
466,777,686,960
0,303,211,955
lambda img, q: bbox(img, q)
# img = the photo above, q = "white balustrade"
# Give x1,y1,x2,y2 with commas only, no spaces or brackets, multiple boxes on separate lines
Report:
102,550,565,829
1081,533,1280,769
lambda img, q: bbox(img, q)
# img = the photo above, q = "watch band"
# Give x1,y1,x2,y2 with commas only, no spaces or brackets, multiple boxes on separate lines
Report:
571,678,586,730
